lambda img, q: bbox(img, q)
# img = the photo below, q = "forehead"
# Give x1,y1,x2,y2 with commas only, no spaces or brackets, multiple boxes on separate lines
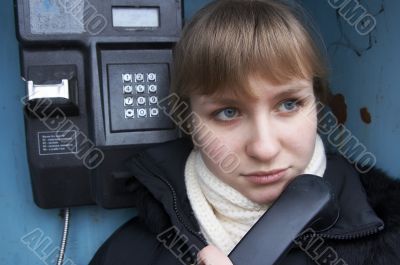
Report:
193,76,313,103
247,77,313,97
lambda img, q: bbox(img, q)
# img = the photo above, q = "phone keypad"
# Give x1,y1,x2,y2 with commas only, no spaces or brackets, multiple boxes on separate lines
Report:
134,73,145,82
137,108,147,118
149,96,158,105
137,96,146,106
118,70,166,123
108,63,173,132
122,73,133,83
149,108,159,117
124,97,134,106
148,73,157,81
124,109,135,119
135,84,145,93
123,85,133,94
120,71,162,120
148,84,157,93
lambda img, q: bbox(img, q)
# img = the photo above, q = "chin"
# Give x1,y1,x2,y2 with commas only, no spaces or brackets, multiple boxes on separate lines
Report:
249,187,286,205
249,194,279,205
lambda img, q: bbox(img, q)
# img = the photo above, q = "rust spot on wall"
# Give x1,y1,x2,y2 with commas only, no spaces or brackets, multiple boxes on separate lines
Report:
360,107,372,124
328,93,347,125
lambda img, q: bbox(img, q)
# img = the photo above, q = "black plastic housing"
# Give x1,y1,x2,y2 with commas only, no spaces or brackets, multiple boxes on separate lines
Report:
14,0,182,208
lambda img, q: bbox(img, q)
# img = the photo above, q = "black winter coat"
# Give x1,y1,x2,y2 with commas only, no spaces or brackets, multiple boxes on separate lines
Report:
90,138,400,265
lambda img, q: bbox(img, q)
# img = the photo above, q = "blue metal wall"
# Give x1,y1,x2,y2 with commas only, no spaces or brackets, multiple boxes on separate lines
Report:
1,0,398,265
302,0,400,178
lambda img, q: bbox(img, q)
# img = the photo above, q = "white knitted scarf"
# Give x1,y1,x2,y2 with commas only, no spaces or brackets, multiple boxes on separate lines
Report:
184,135,326,255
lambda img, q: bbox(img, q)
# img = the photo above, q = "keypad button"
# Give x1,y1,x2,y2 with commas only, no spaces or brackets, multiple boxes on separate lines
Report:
137,108,147,118
148,85,157,93
135,73,144,82
149,96,158,105
150,108,159,117
137,97,146,105
124,109,135,119
147,73,157,82
122,73,132,82
124,97,134,106
123,85,133,94
136,85,145,93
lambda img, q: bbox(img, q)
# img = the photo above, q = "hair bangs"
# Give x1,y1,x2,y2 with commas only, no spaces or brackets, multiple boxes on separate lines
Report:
173,0,327,101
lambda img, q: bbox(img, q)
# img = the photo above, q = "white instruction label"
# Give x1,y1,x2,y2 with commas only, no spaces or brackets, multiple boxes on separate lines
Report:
38,131,77,155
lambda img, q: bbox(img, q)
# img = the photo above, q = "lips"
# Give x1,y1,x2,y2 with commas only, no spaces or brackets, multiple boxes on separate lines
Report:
242,168,288,185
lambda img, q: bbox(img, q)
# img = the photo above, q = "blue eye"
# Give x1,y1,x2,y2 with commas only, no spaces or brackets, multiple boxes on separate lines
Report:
215,108,239,121
278,99,301,112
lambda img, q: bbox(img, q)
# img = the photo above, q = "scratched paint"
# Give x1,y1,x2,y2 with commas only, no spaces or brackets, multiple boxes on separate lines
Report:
360,107,372,124
29,0,84,34
328,93,347,125
328,0,384,57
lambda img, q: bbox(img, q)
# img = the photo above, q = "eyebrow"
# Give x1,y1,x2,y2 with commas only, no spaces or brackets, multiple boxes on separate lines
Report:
272,86,311,100
202,85,312,105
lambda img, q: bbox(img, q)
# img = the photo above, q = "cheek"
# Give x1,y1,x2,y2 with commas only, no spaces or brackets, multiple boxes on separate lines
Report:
194,124,245,152
200,152,221,175
282,114,317,155
297,103,318,128
195,130,244,178
295,108,317,135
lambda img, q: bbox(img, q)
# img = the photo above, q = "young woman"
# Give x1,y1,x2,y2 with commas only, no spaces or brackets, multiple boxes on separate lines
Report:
90,1,400,264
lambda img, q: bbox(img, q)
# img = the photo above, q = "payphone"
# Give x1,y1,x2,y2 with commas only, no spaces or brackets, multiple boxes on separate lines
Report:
15,0,182,208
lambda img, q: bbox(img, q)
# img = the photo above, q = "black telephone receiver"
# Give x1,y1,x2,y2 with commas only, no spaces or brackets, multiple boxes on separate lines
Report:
228,174,339,265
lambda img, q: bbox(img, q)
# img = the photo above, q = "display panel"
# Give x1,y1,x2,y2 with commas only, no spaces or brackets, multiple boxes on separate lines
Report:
112,7,159,28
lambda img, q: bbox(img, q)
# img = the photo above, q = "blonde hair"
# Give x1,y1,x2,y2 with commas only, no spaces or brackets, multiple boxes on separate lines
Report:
172,0,328,102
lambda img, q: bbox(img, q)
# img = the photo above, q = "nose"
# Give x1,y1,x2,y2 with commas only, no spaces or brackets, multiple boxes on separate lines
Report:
245,116,281,162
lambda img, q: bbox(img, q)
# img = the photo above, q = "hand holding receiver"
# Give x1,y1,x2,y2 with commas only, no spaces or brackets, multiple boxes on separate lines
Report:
197,245,234,265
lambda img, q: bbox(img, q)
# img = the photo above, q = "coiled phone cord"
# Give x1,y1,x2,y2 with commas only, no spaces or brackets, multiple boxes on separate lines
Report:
57,208,70,265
